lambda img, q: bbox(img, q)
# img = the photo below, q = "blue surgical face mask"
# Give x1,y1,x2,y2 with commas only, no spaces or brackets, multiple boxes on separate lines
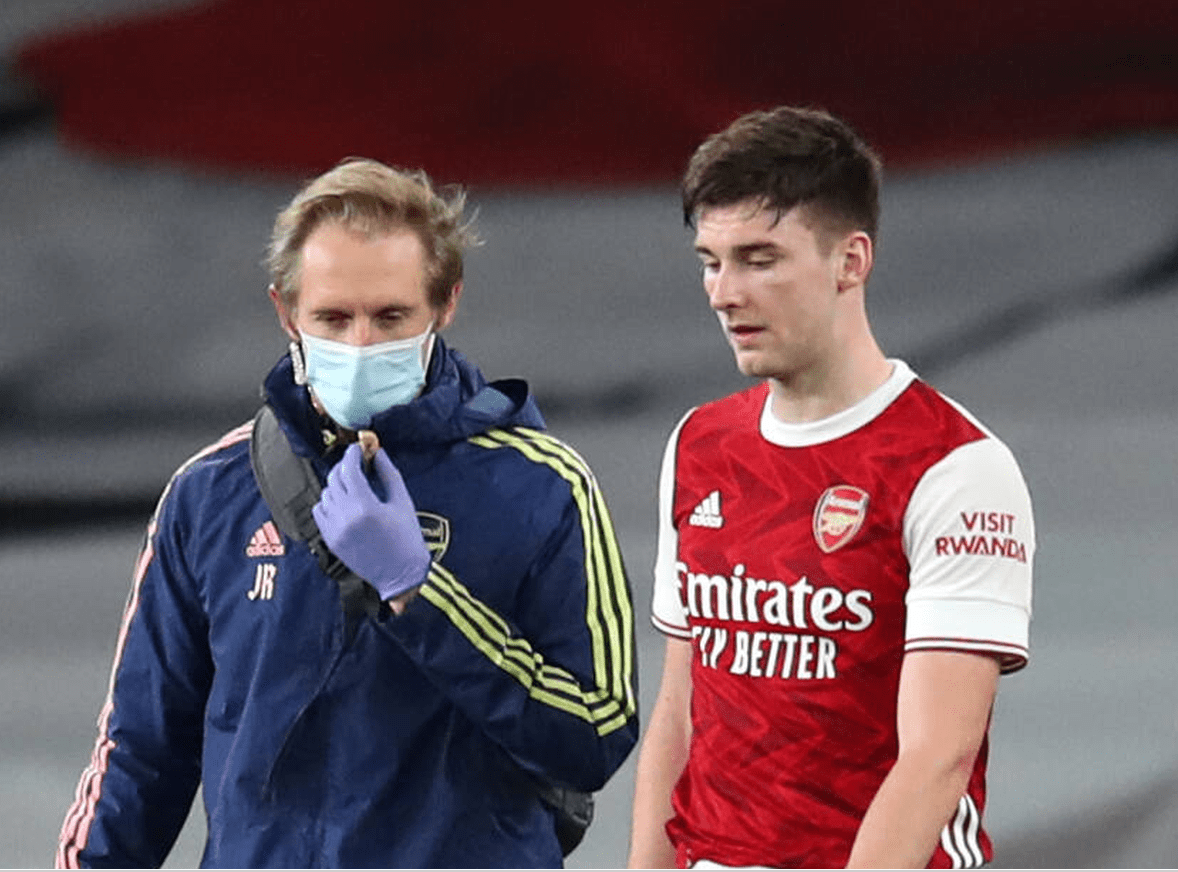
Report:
292,327,435,430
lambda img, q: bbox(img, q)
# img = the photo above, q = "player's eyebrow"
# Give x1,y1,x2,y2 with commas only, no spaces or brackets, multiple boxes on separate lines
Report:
695,241,781,258
734,241,781,257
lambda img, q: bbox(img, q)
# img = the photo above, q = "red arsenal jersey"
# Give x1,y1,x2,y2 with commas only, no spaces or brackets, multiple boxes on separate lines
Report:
652,361,1034,869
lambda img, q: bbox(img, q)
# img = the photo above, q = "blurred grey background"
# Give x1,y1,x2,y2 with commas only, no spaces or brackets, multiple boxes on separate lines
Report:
3,1,1178,868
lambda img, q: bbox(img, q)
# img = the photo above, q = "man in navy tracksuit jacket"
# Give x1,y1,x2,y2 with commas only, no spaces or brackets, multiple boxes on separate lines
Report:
56,159,638,868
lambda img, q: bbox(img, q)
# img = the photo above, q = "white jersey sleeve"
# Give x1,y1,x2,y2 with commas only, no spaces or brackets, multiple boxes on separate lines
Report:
903,435,1035,672
651,411,694,639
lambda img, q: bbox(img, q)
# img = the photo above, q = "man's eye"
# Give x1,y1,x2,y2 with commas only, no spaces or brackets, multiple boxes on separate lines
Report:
748,258,775,269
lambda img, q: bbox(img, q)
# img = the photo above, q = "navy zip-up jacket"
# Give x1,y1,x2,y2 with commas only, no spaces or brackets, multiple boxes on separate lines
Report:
57,339,638,868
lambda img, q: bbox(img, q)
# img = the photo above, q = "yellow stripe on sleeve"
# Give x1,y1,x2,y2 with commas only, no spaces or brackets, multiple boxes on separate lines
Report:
425,427,636,732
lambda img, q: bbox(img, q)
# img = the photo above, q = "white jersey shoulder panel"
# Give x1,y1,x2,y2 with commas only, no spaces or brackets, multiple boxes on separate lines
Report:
903,412,1035,672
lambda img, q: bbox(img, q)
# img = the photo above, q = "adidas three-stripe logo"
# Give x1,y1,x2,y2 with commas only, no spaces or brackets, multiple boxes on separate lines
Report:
689,490,724,528
245,520,285,557
940,794,985,867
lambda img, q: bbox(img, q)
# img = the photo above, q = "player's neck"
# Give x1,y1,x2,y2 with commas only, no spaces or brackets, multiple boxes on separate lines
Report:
767,342,892,425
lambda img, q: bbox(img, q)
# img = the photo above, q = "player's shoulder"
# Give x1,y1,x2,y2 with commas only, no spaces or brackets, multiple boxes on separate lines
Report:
899,375,979,427
682,381,770,435
901,377,1022,456
894,379,1031,507
877,370,1012,463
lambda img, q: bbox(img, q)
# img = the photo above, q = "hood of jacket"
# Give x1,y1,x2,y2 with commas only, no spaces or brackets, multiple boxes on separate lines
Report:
261,335,545,460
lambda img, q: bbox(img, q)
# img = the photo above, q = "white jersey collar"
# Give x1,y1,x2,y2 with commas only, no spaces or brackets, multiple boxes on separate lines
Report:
759,359,916,447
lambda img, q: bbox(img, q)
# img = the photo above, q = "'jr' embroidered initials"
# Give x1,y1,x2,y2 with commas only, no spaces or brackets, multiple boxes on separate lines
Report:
247,563,277,601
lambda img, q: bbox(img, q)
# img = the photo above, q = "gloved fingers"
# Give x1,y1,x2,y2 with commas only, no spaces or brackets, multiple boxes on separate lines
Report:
370,448,409,502
313,474,346,525
323,446,355,497
311,499,328,530
335,442,370,495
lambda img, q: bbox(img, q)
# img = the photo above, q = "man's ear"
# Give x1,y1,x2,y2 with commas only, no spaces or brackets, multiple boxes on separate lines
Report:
435,282,463,331
269,285,299,340
836,232,874,292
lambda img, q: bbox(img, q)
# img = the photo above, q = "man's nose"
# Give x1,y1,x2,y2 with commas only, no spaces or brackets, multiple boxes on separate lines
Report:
348,318,377,346
707,264,742,310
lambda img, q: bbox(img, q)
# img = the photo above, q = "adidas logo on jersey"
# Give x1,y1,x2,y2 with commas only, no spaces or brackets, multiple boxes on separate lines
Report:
245,521,285,558
689,491,724,528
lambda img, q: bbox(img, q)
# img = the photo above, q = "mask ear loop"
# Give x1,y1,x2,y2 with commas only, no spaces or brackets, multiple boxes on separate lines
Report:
290,340,308,385
421,329,438,375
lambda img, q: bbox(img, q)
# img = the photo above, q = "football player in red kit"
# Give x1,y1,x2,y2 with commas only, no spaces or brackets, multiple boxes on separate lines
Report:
627,107,1034,869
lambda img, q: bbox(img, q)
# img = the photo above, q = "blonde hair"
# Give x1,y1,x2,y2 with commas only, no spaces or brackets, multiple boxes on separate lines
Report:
267,157,478,309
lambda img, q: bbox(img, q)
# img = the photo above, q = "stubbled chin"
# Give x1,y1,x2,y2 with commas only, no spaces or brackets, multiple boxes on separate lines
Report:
733,349,767,378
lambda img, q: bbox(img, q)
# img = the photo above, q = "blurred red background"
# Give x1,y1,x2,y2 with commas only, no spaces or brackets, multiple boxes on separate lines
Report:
16,0,1178,183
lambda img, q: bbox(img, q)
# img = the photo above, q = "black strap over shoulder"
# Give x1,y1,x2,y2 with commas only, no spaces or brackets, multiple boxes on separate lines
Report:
250,404,322,542
249,405,382,638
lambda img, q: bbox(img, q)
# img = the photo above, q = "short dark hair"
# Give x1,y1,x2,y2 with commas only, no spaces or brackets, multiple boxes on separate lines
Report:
682,106,882,243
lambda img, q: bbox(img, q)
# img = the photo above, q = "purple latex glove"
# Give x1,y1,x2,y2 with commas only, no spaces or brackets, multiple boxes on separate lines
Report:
312,442,431,602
